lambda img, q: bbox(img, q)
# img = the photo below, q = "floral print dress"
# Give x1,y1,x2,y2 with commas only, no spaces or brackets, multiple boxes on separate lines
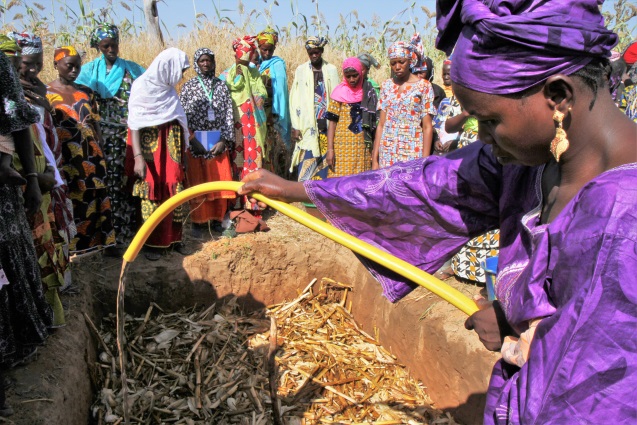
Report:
377,79,436,168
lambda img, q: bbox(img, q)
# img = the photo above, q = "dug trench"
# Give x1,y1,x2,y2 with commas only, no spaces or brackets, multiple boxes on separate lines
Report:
3,213,499,425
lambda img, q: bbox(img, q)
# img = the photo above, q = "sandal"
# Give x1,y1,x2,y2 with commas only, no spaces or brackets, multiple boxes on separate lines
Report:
434,267,455,281
144,248,162,261
173,243,192,256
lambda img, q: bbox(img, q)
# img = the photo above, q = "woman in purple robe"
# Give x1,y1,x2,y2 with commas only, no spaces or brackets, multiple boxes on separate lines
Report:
237,1,637,423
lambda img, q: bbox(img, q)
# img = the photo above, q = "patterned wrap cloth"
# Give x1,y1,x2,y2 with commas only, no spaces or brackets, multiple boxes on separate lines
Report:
90,22,119,48
305,36,328,50
257,26,278,46
7,32,43,55
0,35,20,57
233,36,257,62
387,33,421,67
53,46,78,61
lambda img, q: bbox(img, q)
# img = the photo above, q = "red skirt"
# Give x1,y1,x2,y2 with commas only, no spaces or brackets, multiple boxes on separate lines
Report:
126,121,185,248
185,150,236,223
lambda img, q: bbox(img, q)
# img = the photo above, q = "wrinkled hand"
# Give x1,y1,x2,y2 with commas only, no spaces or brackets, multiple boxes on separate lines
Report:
211,140,226,156
190,138,207,156
291,129,302,143
134,156,147,180
326,149,335,171
37,167,57,193
238,169,301,208
236,65,243,76
464,297,511,351
23,178,42,216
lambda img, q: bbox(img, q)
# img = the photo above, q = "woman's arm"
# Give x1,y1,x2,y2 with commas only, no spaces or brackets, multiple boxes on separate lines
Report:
238,169,310,204
130,129,146,179
421,114,433,158
326,120,337,170
445,110,470,133
13,128,42,216
371,110,386,169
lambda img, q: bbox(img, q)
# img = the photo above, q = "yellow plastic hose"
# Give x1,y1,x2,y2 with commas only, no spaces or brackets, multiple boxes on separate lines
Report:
123,182,479,316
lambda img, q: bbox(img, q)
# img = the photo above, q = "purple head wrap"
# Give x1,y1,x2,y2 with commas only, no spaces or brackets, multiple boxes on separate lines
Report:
436,0,618,94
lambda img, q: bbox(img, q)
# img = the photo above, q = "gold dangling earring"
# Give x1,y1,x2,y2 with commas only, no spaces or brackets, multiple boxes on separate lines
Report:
550,109,569,162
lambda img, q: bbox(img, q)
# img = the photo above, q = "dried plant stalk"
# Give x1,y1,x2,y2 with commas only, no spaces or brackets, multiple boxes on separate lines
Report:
91,278,454,425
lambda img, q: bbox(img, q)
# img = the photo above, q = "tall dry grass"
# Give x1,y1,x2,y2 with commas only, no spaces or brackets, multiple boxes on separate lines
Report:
1,0,446,87
30,23,396,90
3,0,636,88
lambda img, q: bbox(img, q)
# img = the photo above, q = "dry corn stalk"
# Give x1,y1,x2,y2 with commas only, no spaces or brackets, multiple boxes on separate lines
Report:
90,278,455,424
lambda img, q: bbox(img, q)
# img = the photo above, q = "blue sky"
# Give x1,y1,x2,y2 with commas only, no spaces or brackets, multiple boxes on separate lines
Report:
154,0,438,37
3,0,633,41
4,0,437,38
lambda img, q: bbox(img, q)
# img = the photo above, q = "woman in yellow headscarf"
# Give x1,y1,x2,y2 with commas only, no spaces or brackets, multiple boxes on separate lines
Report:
257,27,291,178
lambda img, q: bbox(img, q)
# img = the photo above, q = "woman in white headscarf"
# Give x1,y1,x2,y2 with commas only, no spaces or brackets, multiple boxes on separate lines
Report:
126,47,190,260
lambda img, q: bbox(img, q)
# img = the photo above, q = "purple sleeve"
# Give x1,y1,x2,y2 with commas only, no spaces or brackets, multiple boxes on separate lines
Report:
305,142,502,301
487,233,637,424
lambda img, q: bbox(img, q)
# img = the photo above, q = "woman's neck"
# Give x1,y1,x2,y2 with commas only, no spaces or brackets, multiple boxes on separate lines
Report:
560,95,635,187
541,93,636,223
54,77,75,88
105,56,116,70
394,73,416,85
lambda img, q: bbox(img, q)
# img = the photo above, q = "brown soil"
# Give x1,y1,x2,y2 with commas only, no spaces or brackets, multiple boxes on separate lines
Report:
2,211,498,425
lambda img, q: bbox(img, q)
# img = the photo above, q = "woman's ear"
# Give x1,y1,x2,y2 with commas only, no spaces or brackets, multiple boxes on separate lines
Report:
543,75,575,113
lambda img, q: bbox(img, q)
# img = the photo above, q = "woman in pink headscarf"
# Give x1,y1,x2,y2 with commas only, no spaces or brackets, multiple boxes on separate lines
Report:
325,57,376,177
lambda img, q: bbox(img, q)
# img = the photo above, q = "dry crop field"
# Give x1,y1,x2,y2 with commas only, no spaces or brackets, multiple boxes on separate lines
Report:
1,0,634,89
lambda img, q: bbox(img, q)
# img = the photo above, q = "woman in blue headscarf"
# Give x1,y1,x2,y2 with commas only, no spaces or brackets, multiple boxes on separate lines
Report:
76,23,145,250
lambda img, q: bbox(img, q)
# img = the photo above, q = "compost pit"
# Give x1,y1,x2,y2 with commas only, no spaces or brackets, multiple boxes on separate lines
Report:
1,213,498,425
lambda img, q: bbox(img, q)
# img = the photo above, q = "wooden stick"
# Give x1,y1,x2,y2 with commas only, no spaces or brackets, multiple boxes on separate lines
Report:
267,316,283,425
130,351,186,381
18,398,54,404
185,333,207,363
83,312,114,358
194,346,202,409
280,362,360,405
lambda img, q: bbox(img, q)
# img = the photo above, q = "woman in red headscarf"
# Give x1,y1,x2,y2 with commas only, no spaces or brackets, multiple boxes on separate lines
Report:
219,36,268,212
325,57,375,177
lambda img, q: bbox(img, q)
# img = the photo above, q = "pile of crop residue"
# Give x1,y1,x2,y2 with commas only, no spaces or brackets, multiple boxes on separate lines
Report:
90,278,456,424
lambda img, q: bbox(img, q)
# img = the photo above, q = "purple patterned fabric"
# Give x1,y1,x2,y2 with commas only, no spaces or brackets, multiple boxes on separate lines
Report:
435,0,618,94
305,142,637,423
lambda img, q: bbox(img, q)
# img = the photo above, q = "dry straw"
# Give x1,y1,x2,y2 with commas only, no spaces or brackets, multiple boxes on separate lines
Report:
88,277,457,424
